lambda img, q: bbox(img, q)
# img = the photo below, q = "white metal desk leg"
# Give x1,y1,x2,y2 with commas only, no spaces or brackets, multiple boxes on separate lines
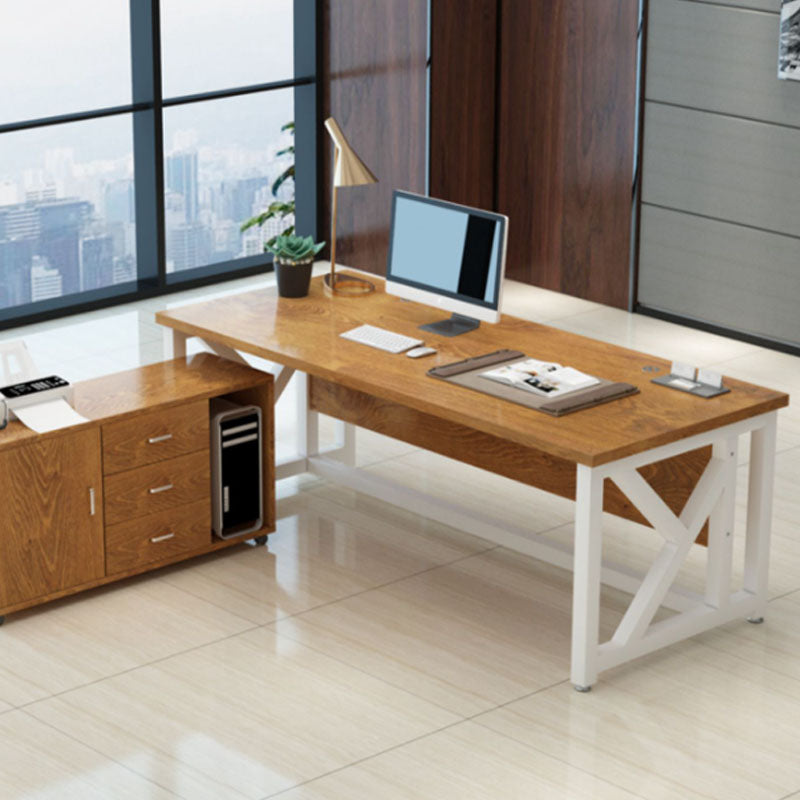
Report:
171,329,188,359
744,413,778,623
571,464,604,691
705,436,738,609
339,421,356,467
295,371,319,458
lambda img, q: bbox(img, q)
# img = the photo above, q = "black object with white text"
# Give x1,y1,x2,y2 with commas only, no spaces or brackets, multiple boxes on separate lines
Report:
210,398,263,539
0,375,72,418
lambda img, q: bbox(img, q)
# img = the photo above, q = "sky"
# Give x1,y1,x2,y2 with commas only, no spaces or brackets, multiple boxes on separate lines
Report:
0,1,295,174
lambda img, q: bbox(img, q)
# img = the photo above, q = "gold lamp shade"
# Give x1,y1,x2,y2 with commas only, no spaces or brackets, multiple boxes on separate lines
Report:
324,116,378,296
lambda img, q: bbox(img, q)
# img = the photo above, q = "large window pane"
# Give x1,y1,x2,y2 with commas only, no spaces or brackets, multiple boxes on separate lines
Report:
0,1,131,125
0,116,136,311
160,0,294,98
163,89,294,274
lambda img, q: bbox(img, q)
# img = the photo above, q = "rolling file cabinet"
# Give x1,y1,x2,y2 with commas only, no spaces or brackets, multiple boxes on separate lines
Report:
0,354,274,621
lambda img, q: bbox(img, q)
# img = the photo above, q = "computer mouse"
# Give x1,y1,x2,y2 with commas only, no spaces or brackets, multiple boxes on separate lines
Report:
406,346,437,358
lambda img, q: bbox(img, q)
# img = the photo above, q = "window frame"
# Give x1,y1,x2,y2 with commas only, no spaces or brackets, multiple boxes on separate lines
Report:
0,0,318,330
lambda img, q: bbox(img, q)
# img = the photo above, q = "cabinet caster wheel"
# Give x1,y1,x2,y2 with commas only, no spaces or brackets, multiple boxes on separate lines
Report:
574,684,592,693
248,535,268,547
0,616,5,626
747,616,765,624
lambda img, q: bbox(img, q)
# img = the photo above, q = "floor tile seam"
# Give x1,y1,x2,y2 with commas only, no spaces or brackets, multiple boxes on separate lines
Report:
768,587,800,603
470,710,699,800
296,486,498,551
155,572,281,626
263,620,475,720
469,679,740,800
15,621,262,713
17,706,188,800
258,716,474,800
257,543,501,627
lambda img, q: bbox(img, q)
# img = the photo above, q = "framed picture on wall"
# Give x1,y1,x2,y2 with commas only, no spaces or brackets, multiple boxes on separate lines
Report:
779,0,800,80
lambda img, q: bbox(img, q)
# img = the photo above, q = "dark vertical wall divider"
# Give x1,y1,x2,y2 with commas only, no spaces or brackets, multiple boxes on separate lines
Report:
428,0,498,211
321,0,639,306
496,1,639,309
321,0,428,276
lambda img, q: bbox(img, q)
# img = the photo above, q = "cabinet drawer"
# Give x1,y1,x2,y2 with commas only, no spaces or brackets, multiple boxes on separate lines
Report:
103,399,209,475
106,499,212,574
104,450,210,525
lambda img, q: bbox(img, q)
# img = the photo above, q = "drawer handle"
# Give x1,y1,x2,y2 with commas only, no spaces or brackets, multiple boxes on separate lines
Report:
148,433,174,444
150,532,176,544
149,483,174,495
89,487,96,516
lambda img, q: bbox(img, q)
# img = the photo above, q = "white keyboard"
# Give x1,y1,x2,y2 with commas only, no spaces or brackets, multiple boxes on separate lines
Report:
340,324,424,353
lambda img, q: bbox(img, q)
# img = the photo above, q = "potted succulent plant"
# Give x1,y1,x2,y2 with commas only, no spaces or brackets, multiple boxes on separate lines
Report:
267,234,325,298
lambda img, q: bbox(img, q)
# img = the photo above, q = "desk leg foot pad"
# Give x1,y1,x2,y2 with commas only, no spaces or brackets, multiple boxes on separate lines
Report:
747,616,765,624
573,684,592,693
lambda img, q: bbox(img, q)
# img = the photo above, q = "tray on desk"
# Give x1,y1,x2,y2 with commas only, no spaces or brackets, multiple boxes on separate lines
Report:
428,349,639,417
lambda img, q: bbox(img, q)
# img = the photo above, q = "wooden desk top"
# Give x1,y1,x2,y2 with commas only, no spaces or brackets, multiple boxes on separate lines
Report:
156,277,788,466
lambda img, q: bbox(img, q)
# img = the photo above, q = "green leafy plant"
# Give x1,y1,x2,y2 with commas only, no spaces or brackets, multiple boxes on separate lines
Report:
240,121,296,247
266,234,325,264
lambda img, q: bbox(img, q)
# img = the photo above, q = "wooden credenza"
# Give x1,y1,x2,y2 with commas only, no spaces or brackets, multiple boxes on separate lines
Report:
0,353,274,620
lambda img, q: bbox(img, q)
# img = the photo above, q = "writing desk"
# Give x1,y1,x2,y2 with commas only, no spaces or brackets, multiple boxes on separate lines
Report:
157,276,788,690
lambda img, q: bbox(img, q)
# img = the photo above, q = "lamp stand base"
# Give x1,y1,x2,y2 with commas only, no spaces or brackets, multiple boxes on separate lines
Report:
323,272,375,296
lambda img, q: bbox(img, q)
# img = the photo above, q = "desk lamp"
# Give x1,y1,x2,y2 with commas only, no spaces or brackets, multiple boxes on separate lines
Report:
324,116,378,296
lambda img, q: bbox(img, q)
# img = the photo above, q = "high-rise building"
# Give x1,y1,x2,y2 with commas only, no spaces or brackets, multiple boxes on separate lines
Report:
112,255,136,285
80,234,115,291
0,238,33,309
167,222,210,273
104,179,135,225
38,198,92,295
231,176,269,223
30,257,62,302
166,151,199,223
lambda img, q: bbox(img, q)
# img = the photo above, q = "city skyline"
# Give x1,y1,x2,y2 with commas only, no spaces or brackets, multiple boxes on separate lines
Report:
0,2,298,313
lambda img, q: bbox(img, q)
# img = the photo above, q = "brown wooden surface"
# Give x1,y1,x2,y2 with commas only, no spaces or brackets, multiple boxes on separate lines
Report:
497,1,639,308
0,428,105,609
102,399,209,475
103,450,210,526
0,354,271,456
0,355,275,618
156,277,788,466
105,499,212,575
428,0,498,209
310,377,711,544
224,383,276,532
321,0,428,275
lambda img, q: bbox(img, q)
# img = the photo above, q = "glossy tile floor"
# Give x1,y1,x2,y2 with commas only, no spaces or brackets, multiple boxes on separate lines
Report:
1,269,799,799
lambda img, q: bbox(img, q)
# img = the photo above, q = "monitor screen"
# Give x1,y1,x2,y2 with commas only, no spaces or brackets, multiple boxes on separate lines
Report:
386,191,507,322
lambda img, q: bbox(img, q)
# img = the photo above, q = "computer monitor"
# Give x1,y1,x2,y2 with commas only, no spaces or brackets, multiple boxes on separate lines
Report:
385,190,508,337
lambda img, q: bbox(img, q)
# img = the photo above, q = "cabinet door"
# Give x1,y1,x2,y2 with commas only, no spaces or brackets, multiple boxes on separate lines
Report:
0,428,105,610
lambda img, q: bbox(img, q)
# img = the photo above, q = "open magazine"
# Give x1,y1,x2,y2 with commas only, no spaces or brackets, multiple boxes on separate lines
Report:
480,358,600,398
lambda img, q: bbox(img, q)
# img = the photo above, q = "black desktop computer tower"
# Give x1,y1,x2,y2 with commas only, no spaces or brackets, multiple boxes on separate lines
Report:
210,398,263,539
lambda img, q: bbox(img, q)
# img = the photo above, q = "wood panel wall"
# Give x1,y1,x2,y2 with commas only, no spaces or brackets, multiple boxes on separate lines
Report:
321,0,428,276
428,0,498,209
495,0,639,308
320,0,639,304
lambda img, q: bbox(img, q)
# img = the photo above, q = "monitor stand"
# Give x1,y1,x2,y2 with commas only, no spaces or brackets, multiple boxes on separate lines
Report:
419,313,480,337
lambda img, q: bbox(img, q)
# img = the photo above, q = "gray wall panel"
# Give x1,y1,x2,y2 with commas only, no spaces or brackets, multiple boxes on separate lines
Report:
648,0,800,128
642,102,800,237
687,0,778,12
639,205,800,344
